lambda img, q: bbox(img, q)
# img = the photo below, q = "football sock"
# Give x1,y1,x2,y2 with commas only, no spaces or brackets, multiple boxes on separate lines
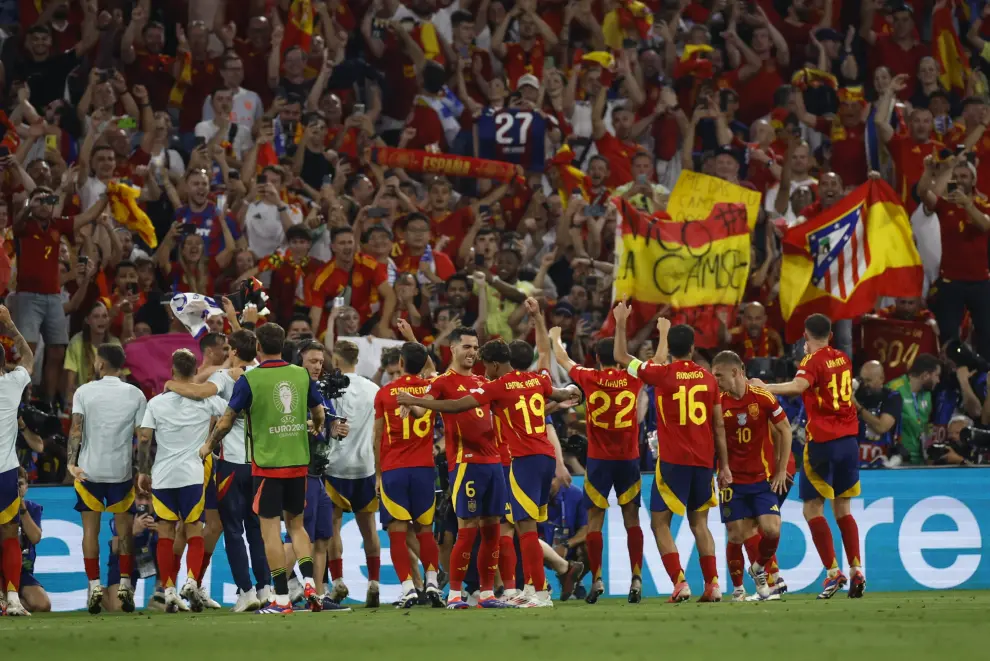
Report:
836,514,862,570
2,538,21,592
519,531,545,592
586,531,604,582
195,551,212,583
156,539,175,589
699,554,718,586
119,554,134,582
186,536,205,585
449,527,478,592
271,567,289,596
330,558,344,581
758,533,780,567
498,535,517,589
478,523,500,592
807,516,838,573
416,532,440,584
626,526,644,579
298,556,314,580
388,531,413,583
172,552,182,587
743,533,762,564
660,552,684,585
767,555,780,577
726,542,745,588
84,556,101,582
366,555,380,582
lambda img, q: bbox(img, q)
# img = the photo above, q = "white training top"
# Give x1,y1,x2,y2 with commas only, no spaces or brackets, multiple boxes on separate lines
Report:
0,367,31,474
326,373,380,480
141,391,227,489
73,376,148,483
208,364,257,465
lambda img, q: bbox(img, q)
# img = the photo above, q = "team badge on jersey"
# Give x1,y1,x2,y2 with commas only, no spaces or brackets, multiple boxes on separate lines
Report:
748,403,760,418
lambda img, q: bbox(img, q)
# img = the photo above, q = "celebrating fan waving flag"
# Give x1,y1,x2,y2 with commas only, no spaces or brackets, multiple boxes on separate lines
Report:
284,0,314,52
780,180,924,342
932,0,971,95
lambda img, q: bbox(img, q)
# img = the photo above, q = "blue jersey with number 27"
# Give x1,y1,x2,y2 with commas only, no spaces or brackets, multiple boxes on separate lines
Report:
476,108,547,172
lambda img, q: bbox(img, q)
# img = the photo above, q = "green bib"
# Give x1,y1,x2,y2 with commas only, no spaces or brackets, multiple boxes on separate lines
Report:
244,364,312,469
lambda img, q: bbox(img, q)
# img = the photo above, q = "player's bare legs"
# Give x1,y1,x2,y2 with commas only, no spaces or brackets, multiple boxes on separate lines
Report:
178,521,207,611
687,509,721,602
832,496,864,596
585,502,643,604
198,509,223,607
447,516,479,608
515,517,550,605
327,509,381,606
112,511,136,612
284,510,320,609
19,584,50,613
313,538,329,596
1,521,28,615
80,511,104,613
803,497,848,598
725,520,749,601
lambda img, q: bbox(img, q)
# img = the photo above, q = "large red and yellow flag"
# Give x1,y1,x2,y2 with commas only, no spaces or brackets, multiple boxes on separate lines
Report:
106,181,158,248
548,145,592,208
780,180,923,342
284,0,314,52
933,0,971,95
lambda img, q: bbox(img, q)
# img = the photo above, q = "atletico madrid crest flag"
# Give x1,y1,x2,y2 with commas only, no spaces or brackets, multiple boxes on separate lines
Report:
779,180,923,342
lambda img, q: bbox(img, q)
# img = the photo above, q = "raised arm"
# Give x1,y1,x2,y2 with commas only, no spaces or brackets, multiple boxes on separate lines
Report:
0,306,33,375
548,326,577,372
612,301,634,366
396,391,480,413
756,375,810,397
524,297,552,372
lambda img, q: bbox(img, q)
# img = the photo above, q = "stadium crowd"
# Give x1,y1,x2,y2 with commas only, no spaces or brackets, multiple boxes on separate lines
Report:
0,0,989,615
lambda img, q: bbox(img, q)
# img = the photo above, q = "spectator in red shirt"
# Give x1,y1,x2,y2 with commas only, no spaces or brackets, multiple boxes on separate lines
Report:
234,16,278,108
730,10,789,125
491,0,558,89
592,92,641,190
794,86,869,187
392,214,456,282
120,5,175,111
308,227,396,338
917,156,990,358
244,225,324,326
875,74,943,215
154,220,234,298
174,22,221,134
451,9,493,104
860,0,927,101
11,187,108,403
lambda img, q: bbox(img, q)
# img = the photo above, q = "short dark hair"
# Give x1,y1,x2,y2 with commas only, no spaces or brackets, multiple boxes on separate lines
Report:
381,347,401,367
199,332,226,354
480,339,511,364
908,353,941,377
448,327,478,346
712,350,745,370
589,154,609,169
594,338,616,367
447,273,470,290
285,225,313,243
508,340,535,370
400,342,429,375
172,349,198,378
255,323,286,356
405,212,430,230
288,315,312,329
114,260,136,275
331,227,354,243
97,343,127,370
667,325,695,360
476,227,498,240
451,9,474,26
298,340,326,359
228,330,257,361
804,314,832,340
334,340,359,367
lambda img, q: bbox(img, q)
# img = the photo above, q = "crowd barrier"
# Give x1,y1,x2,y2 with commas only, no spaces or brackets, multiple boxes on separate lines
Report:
25,468,989,611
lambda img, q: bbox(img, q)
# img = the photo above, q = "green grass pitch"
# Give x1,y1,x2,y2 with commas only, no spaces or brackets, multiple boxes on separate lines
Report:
3,592,988,660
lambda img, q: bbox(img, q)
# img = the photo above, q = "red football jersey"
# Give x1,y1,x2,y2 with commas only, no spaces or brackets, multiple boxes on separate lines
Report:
635,360,718,468
569,366,641,461
374,374,436,471
795,347,859,443
471,370,554,459
720,385,787,484
427,370,499,466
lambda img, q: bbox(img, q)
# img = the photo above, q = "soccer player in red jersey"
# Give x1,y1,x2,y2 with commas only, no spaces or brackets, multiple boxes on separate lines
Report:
372,342,444,609
547,327,645,605
613,303,731,603
712,351,792,602
399,299,578,608
752,314,865,599
414,326,511,610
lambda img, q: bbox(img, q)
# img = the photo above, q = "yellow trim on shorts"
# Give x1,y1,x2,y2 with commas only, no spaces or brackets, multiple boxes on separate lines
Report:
451,463,468,511
380,480,413,522
74,480,106,512
583,478,610,509
616,479,642,506
654,462,686,517
838,482,862,498
697,477,718,512
509,465,547,522
803,443,835,499
324,479,353,512
153,495,179,521
106,486,136,514
415,496,436,526
186,486,207,523
0,495,21,525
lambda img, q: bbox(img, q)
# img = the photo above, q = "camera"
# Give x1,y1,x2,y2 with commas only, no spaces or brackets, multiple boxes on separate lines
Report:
746,357,790,383
945,340,989,373
20,403,62,438
318,369,350,401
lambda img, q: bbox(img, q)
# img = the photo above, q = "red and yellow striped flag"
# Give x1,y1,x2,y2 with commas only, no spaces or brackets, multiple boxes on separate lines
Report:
168,51,193,107
933,1,971,95
106,181,158,249
284,0,314,52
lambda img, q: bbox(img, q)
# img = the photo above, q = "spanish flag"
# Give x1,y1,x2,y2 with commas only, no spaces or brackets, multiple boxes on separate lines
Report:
413,22,443,63
779,180,923,342
106,181,158,249
284,0,314,52
602,1,653,50
168,51,192,107
548,145,591,208
933,1,971,95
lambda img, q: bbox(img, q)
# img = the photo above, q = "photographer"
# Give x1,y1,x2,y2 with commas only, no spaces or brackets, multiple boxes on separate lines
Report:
323,340,383,607
853,361,903,467
886,354,941,465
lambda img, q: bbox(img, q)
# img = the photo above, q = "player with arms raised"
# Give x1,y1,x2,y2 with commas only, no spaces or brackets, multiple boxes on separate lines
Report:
711,351,791,601
547,327,644,604
372,342,444,609
399,298,578,608
613,302,731,603
752,313,864,599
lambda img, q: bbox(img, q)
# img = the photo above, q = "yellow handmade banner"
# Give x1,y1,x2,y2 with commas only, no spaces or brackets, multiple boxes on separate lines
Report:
665,170,761,227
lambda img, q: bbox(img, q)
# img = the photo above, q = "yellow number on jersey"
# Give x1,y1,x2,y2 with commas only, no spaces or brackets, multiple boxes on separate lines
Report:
673,385,708,425
394,407,431,439
511,393,546,434
735,427,752,444
826,371,853,410
587,390,636,430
